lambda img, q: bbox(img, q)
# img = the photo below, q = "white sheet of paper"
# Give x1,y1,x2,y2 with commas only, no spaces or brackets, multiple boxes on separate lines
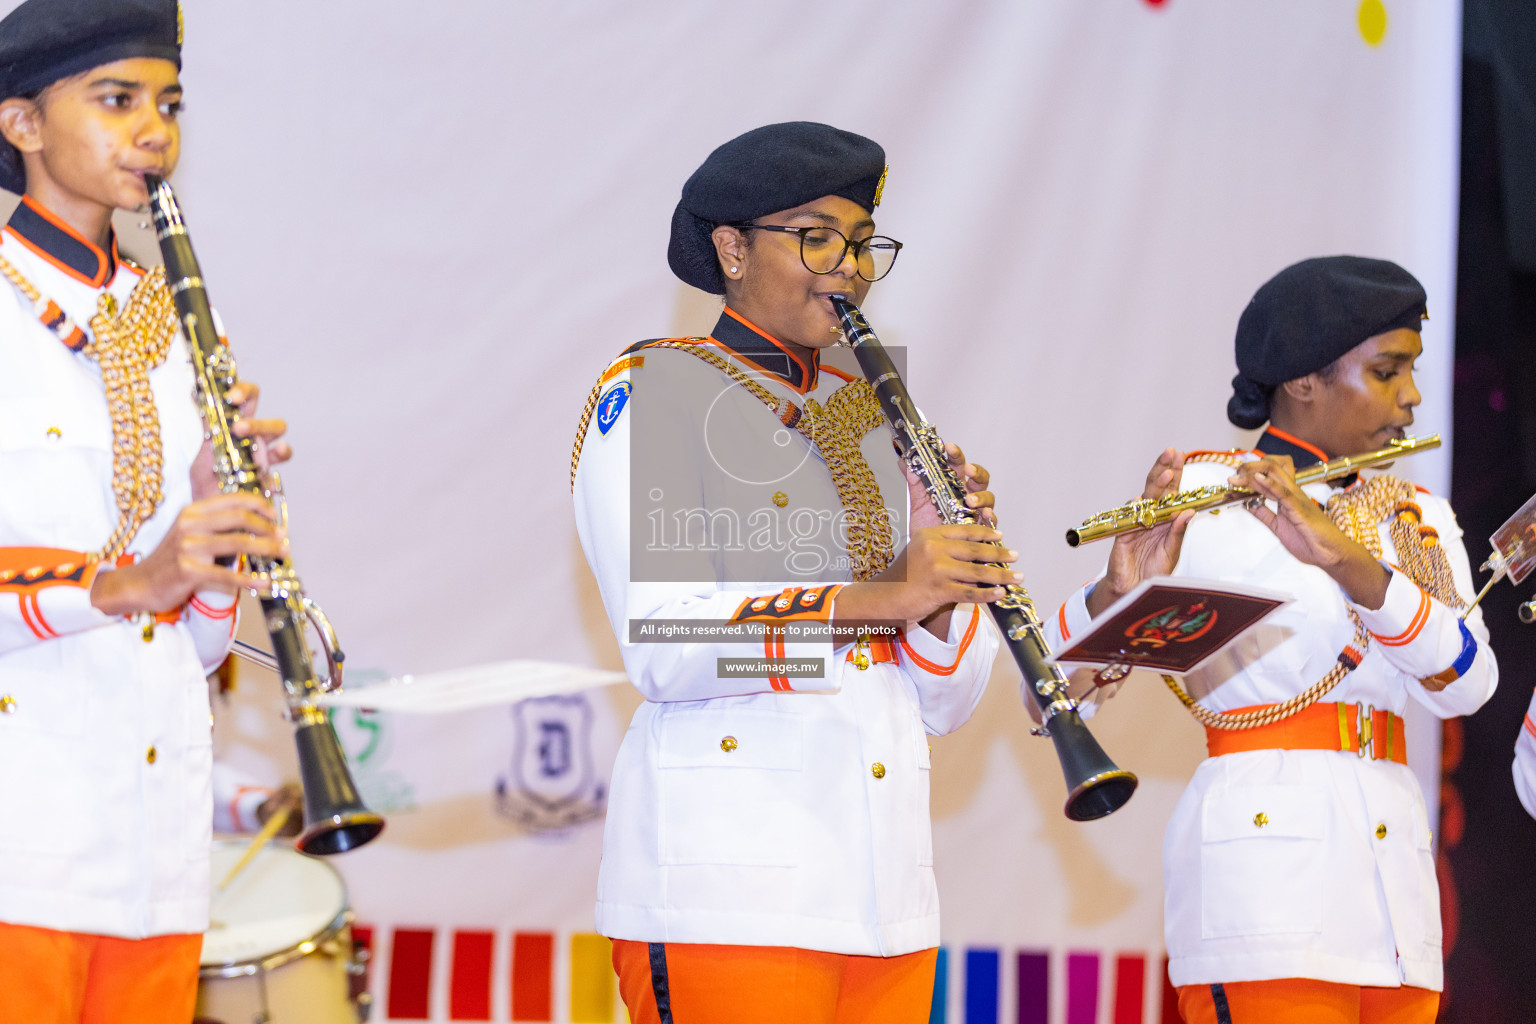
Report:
316,660,630,713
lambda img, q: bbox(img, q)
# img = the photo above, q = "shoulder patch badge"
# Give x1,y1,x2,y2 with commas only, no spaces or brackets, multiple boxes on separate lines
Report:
596,380,632,436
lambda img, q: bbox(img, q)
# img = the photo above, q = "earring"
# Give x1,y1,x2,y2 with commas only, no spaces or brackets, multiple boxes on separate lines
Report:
729,266,739,274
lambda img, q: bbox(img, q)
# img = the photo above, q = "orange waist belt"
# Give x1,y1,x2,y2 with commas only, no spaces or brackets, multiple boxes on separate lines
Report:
1205,701,1407,765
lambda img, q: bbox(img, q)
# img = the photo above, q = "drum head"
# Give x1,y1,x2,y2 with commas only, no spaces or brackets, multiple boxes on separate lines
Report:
202,840,348,968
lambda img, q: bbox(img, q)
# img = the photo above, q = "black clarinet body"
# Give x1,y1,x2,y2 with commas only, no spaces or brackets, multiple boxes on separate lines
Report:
830,296,1136,820
145,175,383,854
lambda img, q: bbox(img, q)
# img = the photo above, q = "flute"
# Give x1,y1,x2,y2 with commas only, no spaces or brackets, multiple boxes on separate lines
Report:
1066,435,1442,547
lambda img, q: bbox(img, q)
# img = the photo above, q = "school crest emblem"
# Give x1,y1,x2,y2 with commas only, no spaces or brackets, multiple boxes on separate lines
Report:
495,695,607,832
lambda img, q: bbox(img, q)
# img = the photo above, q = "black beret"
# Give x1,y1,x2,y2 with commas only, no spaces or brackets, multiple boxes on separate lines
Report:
1227,256,1428,429
1,0,181,194
667,121,887,294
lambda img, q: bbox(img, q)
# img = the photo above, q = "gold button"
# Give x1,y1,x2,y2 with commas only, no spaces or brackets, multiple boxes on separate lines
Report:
1375,823,1387,840
0,696,16,714
146,746,157,765
871,762,886,779
45,426,61,441
720,736,738,753
1253,812,1269,828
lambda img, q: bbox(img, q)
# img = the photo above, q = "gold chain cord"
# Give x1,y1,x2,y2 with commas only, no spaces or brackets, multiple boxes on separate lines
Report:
570,340,894,580
0,253,178,563
793,382,893,580
1162,470,1464,730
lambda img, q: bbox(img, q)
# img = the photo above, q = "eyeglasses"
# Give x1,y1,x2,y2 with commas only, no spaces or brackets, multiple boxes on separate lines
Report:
731,223,903,282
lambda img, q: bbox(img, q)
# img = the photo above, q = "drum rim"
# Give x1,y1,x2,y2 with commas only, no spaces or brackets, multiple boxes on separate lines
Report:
200,838,352,977
199,909,353,978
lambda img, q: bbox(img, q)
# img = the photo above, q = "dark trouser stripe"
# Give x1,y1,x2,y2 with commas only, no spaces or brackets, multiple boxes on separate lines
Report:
648,942,674,1024
1211,983,1233,1024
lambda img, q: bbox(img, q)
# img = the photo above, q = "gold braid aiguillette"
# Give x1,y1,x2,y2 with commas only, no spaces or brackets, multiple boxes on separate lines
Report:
85,267,180,562
793,380,892,581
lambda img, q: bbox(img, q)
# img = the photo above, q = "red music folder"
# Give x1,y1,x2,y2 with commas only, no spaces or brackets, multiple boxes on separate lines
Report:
1050,576,1291,684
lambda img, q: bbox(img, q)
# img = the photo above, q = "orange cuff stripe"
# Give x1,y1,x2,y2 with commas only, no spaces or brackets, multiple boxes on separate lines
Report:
1373,587,1431,647
767,629,790,691
26,593,57,639
1524,714,1536,740
899,604,980,676
190,596,238,620
1057,601,1071,642
15,593,46,639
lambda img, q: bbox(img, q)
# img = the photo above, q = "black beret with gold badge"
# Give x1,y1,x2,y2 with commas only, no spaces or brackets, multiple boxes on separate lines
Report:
668,121,887,295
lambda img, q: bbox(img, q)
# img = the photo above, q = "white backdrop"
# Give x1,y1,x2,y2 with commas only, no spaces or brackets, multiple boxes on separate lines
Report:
4,2,1463,1021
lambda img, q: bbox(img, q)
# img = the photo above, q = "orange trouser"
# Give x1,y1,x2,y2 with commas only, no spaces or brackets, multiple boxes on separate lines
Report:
613,939,937,1024
1178,978,1439,1024
0,922,202,1024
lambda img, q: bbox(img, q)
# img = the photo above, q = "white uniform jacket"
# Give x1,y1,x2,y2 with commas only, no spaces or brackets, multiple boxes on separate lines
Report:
0,197,238,939
1514,689,1536,819
1047,432,1496,991
573,308,997,957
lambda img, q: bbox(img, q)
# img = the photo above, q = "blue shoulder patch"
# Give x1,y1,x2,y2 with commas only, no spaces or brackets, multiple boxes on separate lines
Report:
596,381,631,436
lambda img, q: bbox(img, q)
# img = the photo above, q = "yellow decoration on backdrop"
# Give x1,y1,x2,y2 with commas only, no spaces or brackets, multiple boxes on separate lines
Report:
568,933,615,1023
1358,0,1388,46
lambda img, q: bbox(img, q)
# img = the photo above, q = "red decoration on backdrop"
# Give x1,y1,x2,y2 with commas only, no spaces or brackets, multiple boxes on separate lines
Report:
389,929,436,1020
1145,0,1169,7
450,931,495,1021
512,932,555,1022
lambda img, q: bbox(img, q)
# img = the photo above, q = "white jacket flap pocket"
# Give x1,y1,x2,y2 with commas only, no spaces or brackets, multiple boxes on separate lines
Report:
657,708,803,771
1202,784,1327,843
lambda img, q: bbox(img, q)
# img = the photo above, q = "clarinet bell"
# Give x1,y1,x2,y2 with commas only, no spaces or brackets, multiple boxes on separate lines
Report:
1051,709,1139,821
292,708,385,855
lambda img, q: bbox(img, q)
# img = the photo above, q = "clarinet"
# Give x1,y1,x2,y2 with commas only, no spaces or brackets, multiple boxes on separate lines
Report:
830,297,1136,820
145,175,384,854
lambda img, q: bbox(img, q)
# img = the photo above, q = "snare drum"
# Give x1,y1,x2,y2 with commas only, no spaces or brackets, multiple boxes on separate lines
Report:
195,840,370,1024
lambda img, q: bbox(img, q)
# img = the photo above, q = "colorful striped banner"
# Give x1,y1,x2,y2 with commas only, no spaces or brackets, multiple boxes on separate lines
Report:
1066,952,1098,1024
388,927,436,1020
511,932,554,1022
1113,954,1145,1024
1017,951,1049,1024
568,933,614,1023
364,926,1176,1023
450,930,495,1021
965,948,1000,1024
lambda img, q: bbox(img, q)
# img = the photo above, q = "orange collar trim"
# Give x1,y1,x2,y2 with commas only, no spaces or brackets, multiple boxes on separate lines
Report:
720,306,819,394
1261,426,1330,465
6,196,117,287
